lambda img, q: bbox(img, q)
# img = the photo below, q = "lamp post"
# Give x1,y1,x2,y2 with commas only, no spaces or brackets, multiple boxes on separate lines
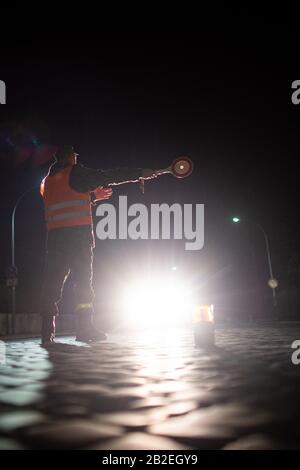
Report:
9,187,37,331
232,216,277,307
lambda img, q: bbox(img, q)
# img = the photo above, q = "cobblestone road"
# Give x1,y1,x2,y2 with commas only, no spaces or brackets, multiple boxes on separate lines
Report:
0,325,300,449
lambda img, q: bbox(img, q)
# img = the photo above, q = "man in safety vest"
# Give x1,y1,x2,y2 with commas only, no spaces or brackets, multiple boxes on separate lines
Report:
40,145,156,346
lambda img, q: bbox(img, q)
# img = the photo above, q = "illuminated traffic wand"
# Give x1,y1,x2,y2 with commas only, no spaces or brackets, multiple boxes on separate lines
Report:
139,156,194,193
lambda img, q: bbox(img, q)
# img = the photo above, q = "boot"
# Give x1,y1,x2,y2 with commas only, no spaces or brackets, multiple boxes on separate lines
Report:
76,308,107,342
41,316,56,346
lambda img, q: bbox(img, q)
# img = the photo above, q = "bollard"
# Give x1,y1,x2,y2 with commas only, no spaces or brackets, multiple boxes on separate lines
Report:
193,304,215,348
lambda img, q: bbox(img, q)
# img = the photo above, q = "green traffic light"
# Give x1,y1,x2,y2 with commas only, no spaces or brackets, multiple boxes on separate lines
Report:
232,217,240,223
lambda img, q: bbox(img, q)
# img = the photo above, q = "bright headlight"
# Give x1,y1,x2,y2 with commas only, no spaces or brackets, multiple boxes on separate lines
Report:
122,276,192,327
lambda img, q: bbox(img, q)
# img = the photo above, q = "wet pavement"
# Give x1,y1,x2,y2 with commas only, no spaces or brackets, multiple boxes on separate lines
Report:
0,325,300,449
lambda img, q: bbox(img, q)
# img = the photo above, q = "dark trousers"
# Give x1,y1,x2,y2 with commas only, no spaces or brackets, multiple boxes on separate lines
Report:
41,226,95,316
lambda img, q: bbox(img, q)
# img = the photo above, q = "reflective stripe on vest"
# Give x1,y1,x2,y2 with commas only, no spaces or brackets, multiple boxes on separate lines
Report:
45,199,89,212
46,210,91,222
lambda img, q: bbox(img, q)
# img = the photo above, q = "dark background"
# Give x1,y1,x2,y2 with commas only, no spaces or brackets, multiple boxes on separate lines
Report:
0,23,299,322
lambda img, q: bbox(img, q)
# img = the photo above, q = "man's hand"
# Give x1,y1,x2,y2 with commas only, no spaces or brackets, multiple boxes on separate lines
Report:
141,169,157,180
92,187,113,202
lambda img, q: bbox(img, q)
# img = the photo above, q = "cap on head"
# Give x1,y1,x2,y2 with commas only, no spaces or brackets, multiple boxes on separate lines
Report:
55,145,77,164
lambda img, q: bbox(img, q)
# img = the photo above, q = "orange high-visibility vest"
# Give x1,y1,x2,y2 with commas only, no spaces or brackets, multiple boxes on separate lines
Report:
40,165,92,230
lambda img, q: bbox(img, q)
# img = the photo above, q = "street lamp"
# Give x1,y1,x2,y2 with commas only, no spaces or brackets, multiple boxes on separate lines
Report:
9,187,38,331
231,216,277,307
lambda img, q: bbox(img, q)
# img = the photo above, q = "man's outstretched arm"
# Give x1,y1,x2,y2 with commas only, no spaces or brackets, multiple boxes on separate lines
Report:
70,164,154,192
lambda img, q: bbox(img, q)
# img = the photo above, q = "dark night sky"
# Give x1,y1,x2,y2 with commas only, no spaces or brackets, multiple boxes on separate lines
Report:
0,23,299,316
